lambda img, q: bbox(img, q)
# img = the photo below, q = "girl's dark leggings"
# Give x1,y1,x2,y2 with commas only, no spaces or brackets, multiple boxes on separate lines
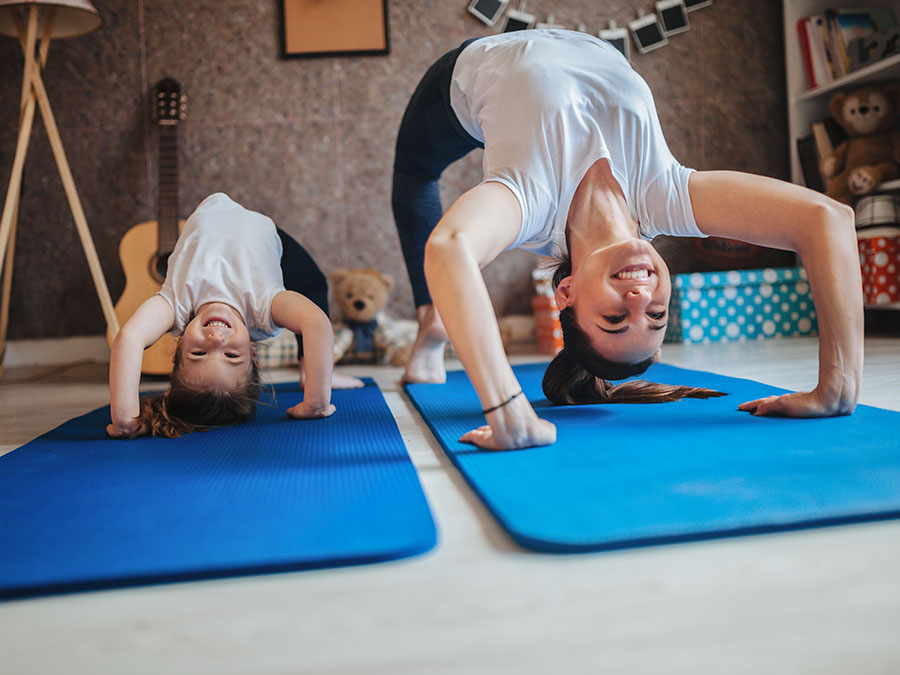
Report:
277,227,328,357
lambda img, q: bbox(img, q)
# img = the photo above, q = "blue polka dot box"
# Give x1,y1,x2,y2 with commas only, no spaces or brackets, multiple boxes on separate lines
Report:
665,267,819,344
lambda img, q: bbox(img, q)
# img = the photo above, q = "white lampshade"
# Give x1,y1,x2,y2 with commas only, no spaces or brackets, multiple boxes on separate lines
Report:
0,0,101,39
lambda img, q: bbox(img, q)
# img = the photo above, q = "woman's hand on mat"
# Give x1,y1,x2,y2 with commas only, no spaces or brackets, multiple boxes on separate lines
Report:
286,401,336,420
738,388,855,417
460,403,557,450
460,419,557,450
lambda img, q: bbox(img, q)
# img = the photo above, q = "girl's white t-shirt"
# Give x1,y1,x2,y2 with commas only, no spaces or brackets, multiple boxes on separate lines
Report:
449,29,704,258
158,193,285,341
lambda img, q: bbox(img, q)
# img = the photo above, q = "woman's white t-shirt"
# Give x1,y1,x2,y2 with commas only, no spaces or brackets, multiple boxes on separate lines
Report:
449,29,704,258
158,193,285,341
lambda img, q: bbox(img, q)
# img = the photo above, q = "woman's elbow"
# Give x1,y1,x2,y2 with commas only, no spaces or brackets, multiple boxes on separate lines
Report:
798,197,855,253
821,197,855,232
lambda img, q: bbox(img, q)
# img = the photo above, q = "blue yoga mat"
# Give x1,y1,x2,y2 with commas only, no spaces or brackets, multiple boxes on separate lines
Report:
0,380,436,599
405,363,900,553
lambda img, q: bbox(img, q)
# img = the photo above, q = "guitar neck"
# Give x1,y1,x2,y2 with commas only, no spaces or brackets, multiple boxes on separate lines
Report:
158,123,180,254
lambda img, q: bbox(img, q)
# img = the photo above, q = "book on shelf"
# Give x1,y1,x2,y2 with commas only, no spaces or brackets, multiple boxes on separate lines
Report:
795,6,899,89
811,121,834,164
796,17,831,88
796,117,848,194
824,10,850,78
797,134,826,193
811,117,846,160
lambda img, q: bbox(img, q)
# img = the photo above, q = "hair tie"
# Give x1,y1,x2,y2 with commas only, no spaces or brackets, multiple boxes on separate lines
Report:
482,390,524,415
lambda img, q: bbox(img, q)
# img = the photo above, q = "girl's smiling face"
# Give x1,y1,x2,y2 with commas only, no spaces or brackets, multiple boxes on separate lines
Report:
178,302,255,391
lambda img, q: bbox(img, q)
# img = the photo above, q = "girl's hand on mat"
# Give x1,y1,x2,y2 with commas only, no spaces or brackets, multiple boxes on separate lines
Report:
738,389,853,417
106,420,146,438
286,401,336,420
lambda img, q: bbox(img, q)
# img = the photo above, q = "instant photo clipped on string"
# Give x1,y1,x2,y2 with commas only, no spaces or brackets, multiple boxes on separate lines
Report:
502,7,536,32
656,0,690,37
468,0,510,26
535,14,566,30
684,0,712,11
599,21,631,62
628,12,668,54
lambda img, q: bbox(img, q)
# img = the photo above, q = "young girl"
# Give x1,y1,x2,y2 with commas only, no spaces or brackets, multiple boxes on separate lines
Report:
107,192,360,438
392,30,863,450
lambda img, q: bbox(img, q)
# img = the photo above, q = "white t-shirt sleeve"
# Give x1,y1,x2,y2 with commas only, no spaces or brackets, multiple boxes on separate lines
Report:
637,163,705,240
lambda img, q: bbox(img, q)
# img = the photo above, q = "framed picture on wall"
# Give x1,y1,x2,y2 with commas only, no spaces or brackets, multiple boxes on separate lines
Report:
280,0,390,58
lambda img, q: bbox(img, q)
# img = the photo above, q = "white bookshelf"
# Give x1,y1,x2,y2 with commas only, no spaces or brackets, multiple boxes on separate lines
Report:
784,2,900,314
783,0,900,185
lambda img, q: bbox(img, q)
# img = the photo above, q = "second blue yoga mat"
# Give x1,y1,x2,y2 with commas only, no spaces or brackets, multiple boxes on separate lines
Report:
405,363,900,552
0,380,436,599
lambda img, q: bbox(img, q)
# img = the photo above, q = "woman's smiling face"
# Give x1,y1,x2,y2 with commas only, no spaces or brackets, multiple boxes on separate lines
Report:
555,239,671,364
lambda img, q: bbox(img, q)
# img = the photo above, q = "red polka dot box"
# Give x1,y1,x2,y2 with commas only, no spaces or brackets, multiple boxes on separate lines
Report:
665,267,818,344
858,234,900,306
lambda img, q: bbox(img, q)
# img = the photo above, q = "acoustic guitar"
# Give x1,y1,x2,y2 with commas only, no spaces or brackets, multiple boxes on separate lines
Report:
107,78,186,374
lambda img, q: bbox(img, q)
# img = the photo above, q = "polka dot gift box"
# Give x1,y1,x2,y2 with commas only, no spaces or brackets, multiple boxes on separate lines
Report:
665,267,818,344
858,233,900,306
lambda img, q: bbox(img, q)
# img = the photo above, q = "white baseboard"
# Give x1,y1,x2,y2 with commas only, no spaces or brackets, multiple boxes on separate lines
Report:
3,335,110,368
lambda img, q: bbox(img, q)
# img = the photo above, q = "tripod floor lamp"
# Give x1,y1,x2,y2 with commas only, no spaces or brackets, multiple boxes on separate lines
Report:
0,0,120,372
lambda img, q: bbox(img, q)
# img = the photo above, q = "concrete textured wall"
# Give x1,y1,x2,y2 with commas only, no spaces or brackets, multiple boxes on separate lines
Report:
0,0,788,339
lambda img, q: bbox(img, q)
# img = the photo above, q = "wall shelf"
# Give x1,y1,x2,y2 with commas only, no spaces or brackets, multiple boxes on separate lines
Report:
793,52,900,103
783,0,900,185
783,1,900,314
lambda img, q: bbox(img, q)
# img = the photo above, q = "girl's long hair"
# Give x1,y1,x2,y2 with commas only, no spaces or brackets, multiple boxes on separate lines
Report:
542,257,725,405
136,345,261,438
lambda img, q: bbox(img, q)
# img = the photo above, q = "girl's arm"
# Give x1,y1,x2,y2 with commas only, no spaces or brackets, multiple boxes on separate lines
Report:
688,170,863,416
108,295,175,437
425,181,557,449
271,291,335,419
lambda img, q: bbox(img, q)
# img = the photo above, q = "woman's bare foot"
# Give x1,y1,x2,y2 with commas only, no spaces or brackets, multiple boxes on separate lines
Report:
402,304,449,384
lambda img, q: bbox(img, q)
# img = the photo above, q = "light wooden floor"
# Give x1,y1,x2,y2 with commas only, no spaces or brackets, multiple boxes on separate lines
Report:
1,336,899,674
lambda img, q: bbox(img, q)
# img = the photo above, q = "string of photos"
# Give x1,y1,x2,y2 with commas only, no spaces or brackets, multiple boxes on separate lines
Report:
467,0,712,62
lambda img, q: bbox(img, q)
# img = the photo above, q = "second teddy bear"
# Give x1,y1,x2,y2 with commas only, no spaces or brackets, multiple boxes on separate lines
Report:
331,268,413,366
821,84,900,205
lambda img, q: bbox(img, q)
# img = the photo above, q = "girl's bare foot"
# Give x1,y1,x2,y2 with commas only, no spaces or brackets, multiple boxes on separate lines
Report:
402,304,448,384
332,373,364,389
298,358,364,389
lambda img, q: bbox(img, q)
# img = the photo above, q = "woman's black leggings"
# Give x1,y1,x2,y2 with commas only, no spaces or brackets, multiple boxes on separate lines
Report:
391,38,483,308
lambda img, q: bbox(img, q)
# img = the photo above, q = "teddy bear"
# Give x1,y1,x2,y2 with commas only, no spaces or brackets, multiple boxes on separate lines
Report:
821,84,900,205
330,268,414,366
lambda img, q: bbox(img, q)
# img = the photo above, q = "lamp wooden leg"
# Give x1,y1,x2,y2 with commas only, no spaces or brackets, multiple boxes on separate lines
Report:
28,67,120,337
0,8,38,283
0,95,37,374
0,197,19,375
0,7,40,377
1,6,120,368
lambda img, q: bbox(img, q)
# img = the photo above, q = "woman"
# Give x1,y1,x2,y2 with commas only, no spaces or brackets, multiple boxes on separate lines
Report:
391,30,862,450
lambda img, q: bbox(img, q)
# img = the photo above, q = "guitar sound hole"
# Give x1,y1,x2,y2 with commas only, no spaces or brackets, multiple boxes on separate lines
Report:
152,254,170,283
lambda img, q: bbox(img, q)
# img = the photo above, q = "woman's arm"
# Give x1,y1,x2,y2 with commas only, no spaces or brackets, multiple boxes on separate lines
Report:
425,181,556,449
689,170,863,416
271,291,335,419
108,295,175,437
